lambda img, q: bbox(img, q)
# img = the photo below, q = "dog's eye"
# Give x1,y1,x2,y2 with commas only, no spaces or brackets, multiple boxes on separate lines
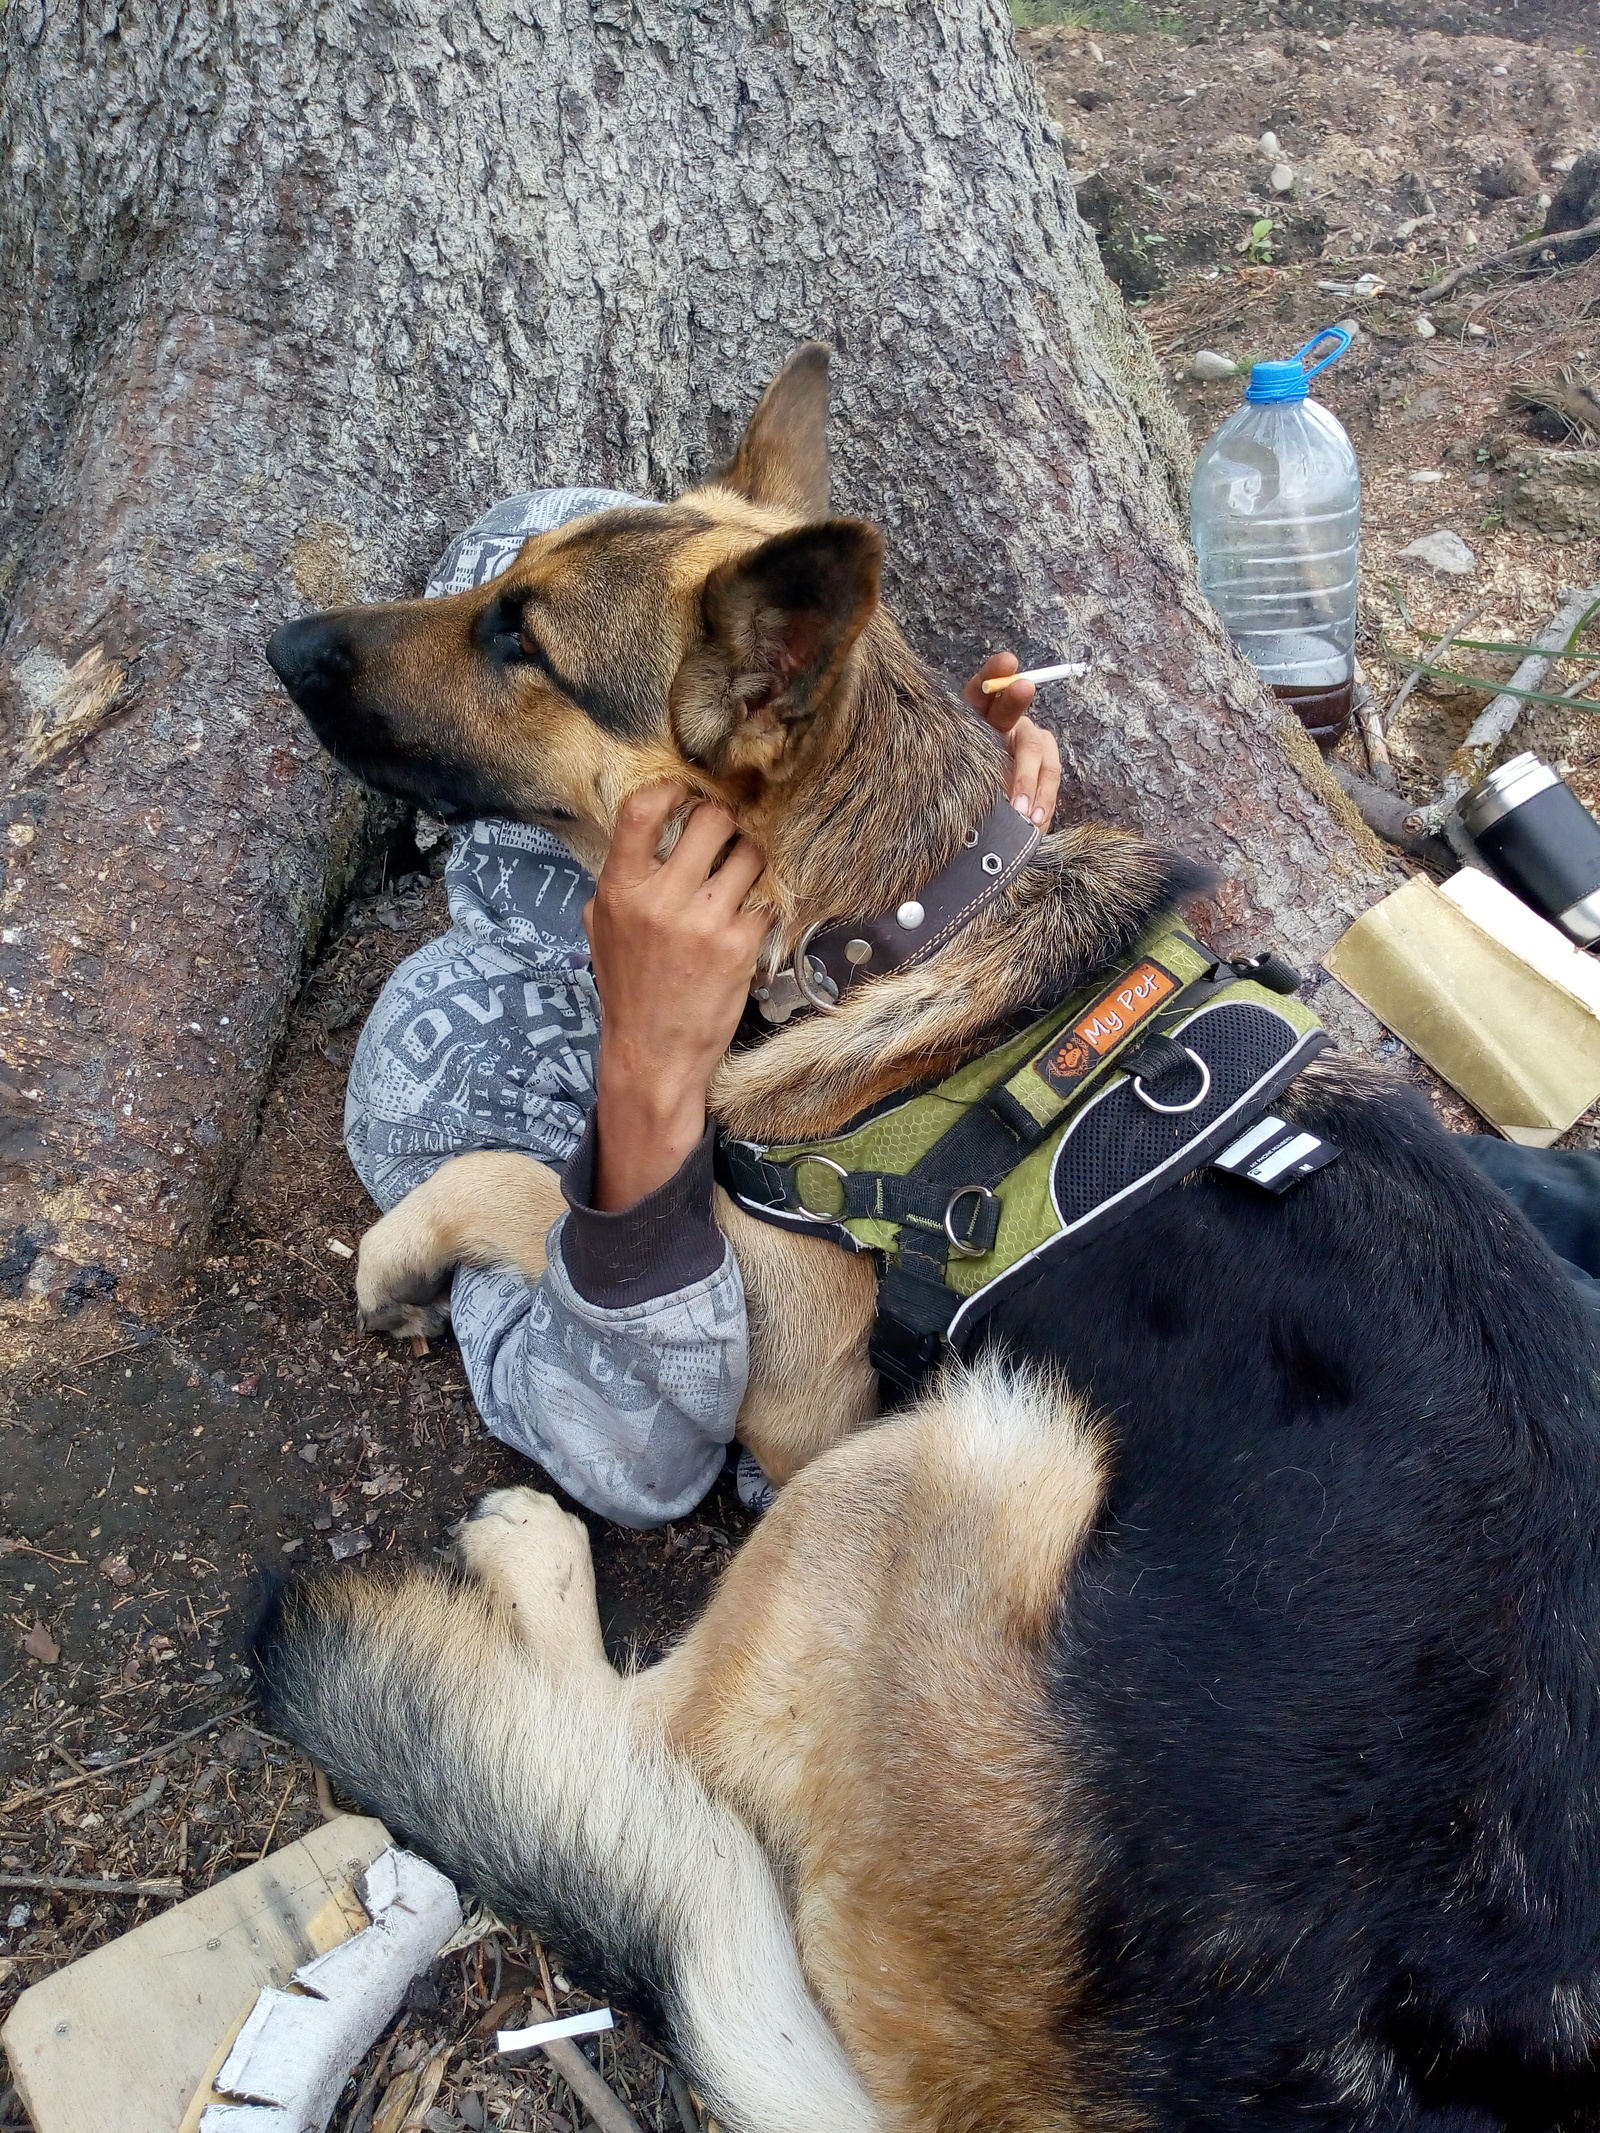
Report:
489,628,538,667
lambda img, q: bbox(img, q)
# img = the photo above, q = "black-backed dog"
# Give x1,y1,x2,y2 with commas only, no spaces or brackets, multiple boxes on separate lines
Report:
259,347,1600,2131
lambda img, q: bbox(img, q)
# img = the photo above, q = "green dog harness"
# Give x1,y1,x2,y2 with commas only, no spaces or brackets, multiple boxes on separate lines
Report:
717,919,1336,1396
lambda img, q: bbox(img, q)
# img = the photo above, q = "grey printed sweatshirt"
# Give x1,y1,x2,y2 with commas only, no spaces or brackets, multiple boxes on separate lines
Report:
342,489,748,1527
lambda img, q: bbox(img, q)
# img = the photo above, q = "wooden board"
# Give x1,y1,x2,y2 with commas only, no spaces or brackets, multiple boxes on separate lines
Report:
2,1815,390,2133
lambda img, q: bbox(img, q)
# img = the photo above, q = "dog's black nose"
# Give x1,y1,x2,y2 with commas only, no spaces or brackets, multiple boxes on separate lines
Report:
265,615,357,713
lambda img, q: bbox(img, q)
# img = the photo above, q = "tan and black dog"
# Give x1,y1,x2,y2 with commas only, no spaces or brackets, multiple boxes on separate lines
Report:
260,349,1600,2131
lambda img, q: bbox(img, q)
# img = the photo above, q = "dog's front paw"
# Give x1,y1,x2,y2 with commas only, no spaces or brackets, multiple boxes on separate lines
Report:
356,1205,455,1339
458,1489,606,1671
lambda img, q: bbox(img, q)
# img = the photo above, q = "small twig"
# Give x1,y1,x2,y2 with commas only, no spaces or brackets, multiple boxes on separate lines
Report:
1564,666,1600,701
1355,689,1397,791
255,1769,299,1860
666,2067,703,2133
536,1939,559,2014
0,1870,182,1899
0,1704,251,1816
1327,762,1452,862
343,2011,407,2132
1385,605,1487,731
509,1993,643,2133
1416,215,1600,304
1423,586,1600,830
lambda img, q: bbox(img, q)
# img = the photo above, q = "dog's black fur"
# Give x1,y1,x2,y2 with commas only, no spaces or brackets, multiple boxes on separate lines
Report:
981,1060,1600,2127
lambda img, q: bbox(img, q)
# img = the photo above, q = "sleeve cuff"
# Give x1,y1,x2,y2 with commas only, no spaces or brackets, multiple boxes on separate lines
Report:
558,1115,726,1308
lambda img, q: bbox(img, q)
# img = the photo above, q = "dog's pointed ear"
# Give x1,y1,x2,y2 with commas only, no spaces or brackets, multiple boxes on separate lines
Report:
673,519,882,777
717,344,832,520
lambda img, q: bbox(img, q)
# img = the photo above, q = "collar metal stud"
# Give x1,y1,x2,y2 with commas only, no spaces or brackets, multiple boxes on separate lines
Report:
896,900,926,930
844,938,873,965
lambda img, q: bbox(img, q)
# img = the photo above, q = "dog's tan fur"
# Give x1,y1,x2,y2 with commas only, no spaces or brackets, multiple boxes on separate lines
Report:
396,1360,1117,2131
351,345,1180,1476
280,350,1209,2121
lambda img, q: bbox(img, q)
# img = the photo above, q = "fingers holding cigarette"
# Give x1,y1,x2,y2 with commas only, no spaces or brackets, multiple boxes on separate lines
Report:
965,652,1062,829
979,660,1089,694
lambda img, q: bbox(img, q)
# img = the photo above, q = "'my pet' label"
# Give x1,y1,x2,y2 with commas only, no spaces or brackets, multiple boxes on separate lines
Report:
1033,960,1180,1098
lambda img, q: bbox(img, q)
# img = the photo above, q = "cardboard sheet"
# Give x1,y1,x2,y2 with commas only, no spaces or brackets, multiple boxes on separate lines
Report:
1325,870,1600,1143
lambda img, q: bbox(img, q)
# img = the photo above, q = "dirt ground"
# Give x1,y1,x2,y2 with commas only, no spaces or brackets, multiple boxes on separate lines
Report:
3,6,1599,2131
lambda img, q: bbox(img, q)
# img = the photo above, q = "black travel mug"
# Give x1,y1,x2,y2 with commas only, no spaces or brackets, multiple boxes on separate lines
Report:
1459,753,1600,948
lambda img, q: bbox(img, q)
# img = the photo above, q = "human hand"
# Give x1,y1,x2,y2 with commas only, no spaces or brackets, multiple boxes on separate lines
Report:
965,652,1062,830
585,785,768,1211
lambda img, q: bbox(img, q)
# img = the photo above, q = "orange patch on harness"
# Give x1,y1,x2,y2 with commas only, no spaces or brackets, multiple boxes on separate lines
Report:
1034,960,1180,1096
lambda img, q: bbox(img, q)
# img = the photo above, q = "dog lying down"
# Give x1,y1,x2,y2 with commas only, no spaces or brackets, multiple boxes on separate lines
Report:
259,348,1600,2131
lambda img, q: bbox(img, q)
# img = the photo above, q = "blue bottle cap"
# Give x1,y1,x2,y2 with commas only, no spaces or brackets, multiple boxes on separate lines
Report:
1245,325,1352,405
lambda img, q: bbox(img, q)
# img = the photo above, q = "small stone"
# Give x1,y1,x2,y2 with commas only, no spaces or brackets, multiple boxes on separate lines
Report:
1409,469,1445,483
1476,149,1540,201
1536,193,1552,212
1398,530,1477,575
1466,322,1489,338
98,1553,135,1586
1553,154,1578,176
1490,64,1508,76
1259,130,1281,156
1270,163,1295,194
7,1904,31,1932
328,1529,372,1561
1189,349,1238,380
296,1441,319,1464
1415,315,1437,339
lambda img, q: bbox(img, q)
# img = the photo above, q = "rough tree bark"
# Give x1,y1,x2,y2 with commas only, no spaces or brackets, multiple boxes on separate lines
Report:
0,0,1389,1312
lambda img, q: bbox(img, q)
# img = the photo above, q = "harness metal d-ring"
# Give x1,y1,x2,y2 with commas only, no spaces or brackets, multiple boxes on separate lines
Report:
944,1184,999,1258
791,923,842,1014
791,1150,849,1217
1130,1046,1212,1115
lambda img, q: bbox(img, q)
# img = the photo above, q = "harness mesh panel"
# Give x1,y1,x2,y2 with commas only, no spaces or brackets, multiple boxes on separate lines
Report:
1051,1002,1294,1227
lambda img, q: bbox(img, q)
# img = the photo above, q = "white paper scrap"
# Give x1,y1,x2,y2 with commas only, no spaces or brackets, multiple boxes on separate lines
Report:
499,2007,615,2052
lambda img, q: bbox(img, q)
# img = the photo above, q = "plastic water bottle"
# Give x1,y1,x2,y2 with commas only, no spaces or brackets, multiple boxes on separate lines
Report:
1190,326,1360,748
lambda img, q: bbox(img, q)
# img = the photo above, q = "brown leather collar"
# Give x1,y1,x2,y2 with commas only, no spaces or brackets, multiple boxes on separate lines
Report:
753,795,1042,1023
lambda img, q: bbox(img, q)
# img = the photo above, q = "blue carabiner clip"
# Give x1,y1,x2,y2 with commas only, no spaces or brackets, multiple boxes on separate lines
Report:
1293,325,1352,384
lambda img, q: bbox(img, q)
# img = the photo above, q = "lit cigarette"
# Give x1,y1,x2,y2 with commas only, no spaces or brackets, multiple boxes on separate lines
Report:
980,661,1089,694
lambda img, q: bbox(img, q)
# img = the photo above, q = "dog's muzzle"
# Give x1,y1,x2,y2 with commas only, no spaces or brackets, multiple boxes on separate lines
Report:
266,616,359,723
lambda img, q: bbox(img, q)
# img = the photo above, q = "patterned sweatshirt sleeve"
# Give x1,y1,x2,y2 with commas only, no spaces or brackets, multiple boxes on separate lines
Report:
449,1121,747,1529
342,834,747,1529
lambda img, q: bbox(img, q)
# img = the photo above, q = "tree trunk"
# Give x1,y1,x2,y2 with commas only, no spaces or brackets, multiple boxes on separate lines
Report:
0,0,1388,1312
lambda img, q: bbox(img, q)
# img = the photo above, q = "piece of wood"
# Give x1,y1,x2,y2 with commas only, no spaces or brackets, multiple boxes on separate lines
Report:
509,1994,643,2133
0,1705,251,1817
1415,215,1600,303
1384,606,1487,734
1424,587,1600,830
1326,763,1452,864
198,1849,460,2133
0,1872,181,1900
1,1814,391,2133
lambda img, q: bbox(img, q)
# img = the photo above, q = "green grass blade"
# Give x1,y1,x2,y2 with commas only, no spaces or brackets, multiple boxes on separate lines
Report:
1380,642,1600,717
1564,595,1600,660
